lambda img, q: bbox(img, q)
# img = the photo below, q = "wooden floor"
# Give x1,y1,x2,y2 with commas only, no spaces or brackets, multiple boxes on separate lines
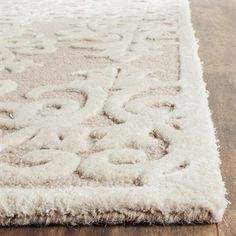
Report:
1,0,236,235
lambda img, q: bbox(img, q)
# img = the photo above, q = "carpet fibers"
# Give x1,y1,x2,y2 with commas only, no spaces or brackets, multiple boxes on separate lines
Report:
0,0,227,225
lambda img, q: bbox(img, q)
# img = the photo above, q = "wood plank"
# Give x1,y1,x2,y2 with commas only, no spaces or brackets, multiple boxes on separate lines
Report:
0,226,66,236
110,225,194,236
78,226,111,236
59,226,80,236
193,225,218,236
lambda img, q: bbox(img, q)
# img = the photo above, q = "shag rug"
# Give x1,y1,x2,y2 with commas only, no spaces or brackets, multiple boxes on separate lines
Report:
0,0,227,225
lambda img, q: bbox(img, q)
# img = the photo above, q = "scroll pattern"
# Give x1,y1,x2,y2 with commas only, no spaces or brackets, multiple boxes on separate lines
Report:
0,0,192,187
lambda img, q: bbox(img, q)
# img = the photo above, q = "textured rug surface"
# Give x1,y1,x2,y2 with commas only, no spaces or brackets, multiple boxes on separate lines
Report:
0,0,227,225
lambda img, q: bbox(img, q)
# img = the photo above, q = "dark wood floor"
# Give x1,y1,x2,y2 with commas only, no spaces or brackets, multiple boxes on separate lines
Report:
1,0,236,235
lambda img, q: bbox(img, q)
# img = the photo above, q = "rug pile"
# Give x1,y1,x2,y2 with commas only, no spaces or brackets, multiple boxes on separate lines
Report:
0,0,227,225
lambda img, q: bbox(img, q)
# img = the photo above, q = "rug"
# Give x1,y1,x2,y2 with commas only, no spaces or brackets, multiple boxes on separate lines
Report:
0,0,227,225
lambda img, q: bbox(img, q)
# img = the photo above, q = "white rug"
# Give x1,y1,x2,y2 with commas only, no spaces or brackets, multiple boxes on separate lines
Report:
0,0,227,225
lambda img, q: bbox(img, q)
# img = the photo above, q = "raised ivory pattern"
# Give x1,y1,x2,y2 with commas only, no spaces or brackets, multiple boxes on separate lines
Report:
0,0,199,187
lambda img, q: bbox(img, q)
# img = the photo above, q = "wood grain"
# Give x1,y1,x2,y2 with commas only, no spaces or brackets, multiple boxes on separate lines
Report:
0,0,235,235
